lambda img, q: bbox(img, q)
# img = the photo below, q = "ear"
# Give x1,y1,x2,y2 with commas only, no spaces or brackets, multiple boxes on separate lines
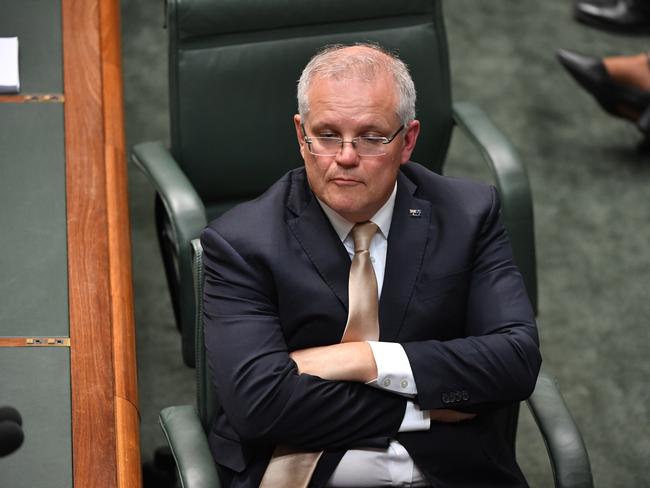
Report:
294,114,307,159
400,120,420,165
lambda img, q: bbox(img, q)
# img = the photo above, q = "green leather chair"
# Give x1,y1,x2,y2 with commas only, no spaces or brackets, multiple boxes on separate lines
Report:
132,0,537,368
159,239,593,488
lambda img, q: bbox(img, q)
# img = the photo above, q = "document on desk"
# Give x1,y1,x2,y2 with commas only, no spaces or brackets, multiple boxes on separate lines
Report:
0,37,20,93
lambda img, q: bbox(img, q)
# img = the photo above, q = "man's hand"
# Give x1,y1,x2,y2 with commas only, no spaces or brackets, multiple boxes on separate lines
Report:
289,342,378,383
429,409,476,423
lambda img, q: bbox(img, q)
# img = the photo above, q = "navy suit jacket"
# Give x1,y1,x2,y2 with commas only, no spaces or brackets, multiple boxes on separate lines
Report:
201,163,541,488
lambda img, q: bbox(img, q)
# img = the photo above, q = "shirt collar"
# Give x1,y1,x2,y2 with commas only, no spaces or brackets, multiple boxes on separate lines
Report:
316,182,397,242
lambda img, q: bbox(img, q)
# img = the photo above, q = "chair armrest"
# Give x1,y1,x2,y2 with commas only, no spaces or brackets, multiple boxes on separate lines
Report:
160,406,221,488
526,368,594,488
131,141,207,248
452,102,537,312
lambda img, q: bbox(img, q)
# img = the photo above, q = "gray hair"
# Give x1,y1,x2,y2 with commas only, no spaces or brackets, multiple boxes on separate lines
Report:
297,43,417,127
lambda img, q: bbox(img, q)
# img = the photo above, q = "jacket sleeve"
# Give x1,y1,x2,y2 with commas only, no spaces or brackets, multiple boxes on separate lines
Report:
201,225,406,451
403,187,541,411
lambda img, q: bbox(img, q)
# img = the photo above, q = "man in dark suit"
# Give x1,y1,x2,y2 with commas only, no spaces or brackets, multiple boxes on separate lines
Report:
201,43,541,487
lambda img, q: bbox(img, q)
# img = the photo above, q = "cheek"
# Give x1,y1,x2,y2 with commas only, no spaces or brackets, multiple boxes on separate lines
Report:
368,162,400,189
304,158,327,189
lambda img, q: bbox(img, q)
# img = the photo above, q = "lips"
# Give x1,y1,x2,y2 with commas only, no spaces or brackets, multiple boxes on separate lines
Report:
330,176,363,186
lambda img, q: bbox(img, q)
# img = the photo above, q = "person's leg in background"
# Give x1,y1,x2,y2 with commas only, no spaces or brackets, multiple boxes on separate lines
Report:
557,49,650,144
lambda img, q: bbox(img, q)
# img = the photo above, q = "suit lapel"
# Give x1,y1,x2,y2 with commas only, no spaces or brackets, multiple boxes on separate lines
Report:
286,170,351,311
379,171,432,341
285,168,432,341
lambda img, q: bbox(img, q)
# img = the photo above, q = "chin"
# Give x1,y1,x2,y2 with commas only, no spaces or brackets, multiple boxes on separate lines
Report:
327,197,357,212
323,191,372,220
334,205,372,222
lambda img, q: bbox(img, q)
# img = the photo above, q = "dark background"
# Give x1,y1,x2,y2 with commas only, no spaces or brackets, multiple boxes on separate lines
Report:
121,1,650,486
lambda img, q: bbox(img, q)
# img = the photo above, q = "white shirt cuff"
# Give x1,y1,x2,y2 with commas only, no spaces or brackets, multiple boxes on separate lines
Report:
398,401,431,432
366,341,418,396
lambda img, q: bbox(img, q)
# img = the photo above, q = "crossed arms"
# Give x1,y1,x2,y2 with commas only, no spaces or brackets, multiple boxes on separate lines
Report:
289,342,476,422
201,185,541,450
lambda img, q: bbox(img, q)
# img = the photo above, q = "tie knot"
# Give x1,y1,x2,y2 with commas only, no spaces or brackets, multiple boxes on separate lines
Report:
351,222,378,253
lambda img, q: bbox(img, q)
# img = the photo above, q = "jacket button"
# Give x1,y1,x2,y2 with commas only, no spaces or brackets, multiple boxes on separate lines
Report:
442,393,450,404
462,390,469,401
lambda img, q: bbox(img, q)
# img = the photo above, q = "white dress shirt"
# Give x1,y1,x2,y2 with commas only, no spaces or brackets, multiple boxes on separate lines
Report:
317,184,431,487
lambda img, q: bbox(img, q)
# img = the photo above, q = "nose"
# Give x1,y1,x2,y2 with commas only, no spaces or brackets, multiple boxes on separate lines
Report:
335,140,359,166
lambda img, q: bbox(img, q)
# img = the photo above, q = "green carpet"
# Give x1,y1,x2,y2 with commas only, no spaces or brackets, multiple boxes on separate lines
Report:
121,1,650,486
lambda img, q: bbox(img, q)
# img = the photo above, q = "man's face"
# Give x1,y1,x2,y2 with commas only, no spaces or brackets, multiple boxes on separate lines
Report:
294,71,420,223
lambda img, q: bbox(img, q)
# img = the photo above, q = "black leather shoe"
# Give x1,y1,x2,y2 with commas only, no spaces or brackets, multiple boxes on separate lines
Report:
556,49,650,135
574,0,650,33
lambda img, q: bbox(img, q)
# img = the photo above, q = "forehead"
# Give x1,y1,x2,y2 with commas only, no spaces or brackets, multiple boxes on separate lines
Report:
305,72,398,128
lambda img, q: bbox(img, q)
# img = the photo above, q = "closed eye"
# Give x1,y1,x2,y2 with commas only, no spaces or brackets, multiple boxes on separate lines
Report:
359,136,387,144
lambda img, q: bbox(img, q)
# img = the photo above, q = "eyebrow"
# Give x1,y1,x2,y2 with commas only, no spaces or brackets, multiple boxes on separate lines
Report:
308,121,389,134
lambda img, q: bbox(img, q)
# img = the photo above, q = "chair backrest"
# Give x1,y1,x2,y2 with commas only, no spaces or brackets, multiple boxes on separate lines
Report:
168,0,453,221
180,0,520,454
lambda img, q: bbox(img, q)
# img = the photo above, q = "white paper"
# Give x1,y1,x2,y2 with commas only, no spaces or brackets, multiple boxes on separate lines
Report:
0,37,20,93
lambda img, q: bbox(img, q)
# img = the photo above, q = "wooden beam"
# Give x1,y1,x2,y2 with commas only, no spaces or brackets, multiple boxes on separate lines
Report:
98,0,142,486
62,0,141,486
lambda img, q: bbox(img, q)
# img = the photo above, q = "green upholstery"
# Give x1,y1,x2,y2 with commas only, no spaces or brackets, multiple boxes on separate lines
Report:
160,406,221,488
0,348,73,487
159,239,592,488
132,0,536,368
159,239,221,488
0,103,69,336
527,374,594,488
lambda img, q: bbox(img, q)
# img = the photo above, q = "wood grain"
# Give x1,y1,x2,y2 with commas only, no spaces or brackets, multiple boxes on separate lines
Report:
99,0,141,485
63,0,139,486
116,397,142,488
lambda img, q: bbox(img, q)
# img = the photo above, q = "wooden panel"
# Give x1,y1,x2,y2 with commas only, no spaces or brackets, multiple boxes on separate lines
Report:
62,0,141,486
99,0,141,486
115,397,141,488
62,0,116,487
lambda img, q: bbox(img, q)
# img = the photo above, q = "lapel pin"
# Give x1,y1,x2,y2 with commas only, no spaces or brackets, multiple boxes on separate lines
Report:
409,209,422,217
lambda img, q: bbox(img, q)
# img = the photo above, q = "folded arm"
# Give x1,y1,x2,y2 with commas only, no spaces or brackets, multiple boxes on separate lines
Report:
291,187,540,415
403,187,541,410
290,342,475,423
201,226,406,451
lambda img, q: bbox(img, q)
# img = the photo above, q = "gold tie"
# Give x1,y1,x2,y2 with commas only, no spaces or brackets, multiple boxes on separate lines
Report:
259,221,380,488
342,222,380,343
